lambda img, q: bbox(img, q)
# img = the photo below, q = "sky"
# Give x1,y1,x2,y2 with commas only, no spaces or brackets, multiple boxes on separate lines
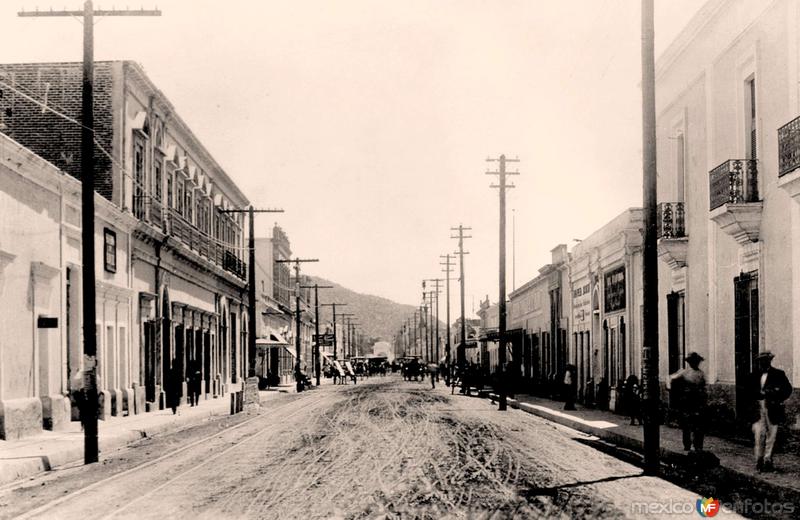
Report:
1,0,705,311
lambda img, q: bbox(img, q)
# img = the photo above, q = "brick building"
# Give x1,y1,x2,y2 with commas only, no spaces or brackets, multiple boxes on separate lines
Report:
0,61,251,422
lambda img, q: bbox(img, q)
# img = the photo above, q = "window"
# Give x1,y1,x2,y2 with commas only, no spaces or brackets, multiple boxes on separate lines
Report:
745,76,757,160
104,228,117,273
154,162,162,202
176,177,184,215
133,139,146,219
185,188,193,222
167,172,173,208
675,132,685,203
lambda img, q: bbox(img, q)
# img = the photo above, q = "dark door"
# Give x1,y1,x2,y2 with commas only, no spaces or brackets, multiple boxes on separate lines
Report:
175,325,185,396
144,321,156,402
667,292,686,375
734,272,759,419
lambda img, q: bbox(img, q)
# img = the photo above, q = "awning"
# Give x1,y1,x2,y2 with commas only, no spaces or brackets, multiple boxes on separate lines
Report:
255,329,290,349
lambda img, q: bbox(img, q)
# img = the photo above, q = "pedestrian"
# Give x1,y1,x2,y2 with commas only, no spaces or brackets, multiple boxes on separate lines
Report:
189,362,202,407
429,362,438,389
596,377,609,411
563,365,577,411
623,374,642,425
750,351,793,472
165,364,181,415
668,352,707,452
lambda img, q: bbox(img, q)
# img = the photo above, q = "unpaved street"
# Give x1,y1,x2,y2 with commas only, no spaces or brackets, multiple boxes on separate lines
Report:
2,378,733,519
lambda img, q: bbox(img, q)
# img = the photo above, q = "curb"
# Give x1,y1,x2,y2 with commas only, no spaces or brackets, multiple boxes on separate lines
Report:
482,392,800,507
0,401,232,487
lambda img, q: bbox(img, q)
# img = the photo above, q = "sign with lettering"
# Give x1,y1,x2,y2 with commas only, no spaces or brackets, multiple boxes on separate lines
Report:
313,333,335,346
604,266,626,313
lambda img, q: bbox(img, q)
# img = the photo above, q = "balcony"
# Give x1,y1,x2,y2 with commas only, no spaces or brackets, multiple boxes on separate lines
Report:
656,202,688,269
165,208,247,281
778,115,800,201
708,159,762,245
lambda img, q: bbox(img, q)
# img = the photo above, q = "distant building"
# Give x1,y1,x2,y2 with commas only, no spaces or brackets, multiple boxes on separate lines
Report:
507,246,567,393
567,209,643,411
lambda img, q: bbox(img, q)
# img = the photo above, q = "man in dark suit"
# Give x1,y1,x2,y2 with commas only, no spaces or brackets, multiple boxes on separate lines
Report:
750,351,793,472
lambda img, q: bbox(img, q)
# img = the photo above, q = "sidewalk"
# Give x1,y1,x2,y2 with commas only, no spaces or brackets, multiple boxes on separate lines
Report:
0,390,289,487
477,390,800,503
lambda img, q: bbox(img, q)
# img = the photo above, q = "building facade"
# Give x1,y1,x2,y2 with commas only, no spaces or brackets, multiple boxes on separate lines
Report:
0,132,137,439
507,247,567,394
655,0,800,425
0,61,251,434
568,208,644,411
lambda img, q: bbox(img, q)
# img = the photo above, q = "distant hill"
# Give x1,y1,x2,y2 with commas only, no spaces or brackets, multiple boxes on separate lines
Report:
306,275,444,353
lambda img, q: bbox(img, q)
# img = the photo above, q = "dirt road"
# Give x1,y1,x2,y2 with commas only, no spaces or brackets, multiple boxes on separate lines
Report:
1,378,737,519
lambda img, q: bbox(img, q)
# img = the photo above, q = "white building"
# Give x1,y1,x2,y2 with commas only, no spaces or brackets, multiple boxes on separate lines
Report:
0,132,136,439
655,0,800,425
568,208,643,411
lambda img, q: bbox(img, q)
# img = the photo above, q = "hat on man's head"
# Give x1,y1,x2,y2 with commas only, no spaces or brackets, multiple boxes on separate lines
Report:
685,352,704,364
756,351,775,361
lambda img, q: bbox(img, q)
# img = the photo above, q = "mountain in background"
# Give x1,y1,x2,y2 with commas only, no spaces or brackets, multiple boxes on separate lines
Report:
306,275,445,351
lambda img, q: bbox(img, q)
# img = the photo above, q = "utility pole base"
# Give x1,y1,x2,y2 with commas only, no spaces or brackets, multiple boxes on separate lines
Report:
242,377,261,413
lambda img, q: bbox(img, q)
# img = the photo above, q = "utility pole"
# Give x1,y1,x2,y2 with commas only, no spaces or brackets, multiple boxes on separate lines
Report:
276,258,318,392
19,1,161,465
412,311,418,357
336,313,355,357
440,255,455,373
641,0,660,475
300,283,333,386
487,154,519,411
451,225,472,377
425,279,443,363
321,303,347,360
420,302,428,362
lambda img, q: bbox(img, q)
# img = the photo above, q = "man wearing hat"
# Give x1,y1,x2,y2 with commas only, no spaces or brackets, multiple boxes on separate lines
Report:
750,351,793,472
668,352,707,452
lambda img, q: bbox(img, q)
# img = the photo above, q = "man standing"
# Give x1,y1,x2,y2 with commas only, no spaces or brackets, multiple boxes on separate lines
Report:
668,352,707,452
750,351,793,472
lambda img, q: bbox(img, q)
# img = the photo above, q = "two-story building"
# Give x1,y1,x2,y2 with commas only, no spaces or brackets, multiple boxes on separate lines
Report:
0,61,250,422
655,0,800,425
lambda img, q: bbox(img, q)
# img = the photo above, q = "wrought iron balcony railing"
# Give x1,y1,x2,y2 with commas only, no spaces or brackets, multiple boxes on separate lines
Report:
657,202,686,239
708,159,758,211
223,250,247,280
165,208,246,281
779,115,800,177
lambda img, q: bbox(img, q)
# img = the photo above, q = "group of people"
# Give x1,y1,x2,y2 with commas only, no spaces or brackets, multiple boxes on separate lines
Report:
668,350,792,472
164,361,203,416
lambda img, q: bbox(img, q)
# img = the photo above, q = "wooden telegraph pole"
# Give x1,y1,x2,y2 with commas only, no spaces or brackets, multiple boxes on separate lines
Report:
300,283,333,386
641,0,661,475
425,278,443,363
487,154,519,412
276,258,318,392
321,303,347,360
440,255,455,378
19,1,161,465
451,225,471,379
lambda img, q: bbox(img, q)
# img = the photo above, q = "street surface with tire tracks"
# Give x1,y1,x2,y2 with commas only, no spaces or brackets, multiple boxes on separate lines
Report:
0,378,742,519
